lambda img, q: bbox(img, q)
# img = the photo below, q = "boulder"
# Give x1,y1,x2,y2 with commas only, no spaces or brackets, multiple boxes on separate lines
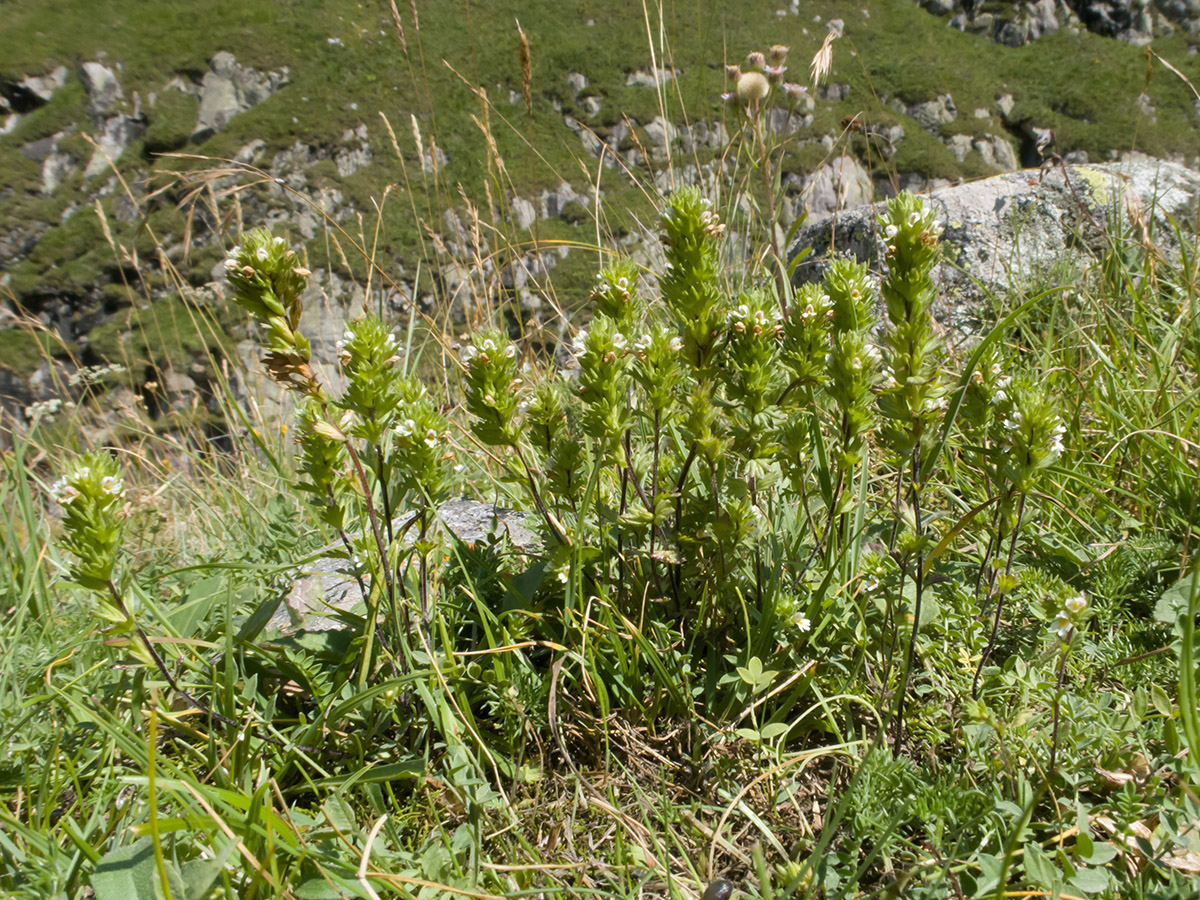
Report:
789,155,1200,340
799,157,874,217
79,62,123,116
0,66,68,112
266,499,541,635
193,52,289,139
85,114,145,178
907,94,957,133
625,66,677,88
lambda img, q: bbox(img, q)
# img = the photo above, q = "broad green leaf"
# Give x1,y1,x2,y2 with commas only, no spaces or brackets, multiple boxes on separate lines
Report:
1068,866,1110,894
759,722,790,740
1155,575,1197,623
91,837,184,900
1152,683,1175,718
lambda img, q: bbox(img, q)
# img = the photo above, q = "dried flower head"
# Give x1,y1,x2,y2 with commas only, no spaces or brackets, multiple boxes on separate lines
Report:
736,71,770,105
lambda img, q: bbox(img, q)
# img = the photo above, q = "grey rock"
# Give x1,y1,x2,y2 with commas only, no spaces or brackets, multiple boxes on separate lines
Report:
908,93,957,133
789,156,1200,340
946,134,974,162
817,83,851,102
625,66,677,88
21,135,59,163
194,52,289,138
21,66,68,104
540,181,588,218
567,72,589,96
643,116,678,158
510,195,537,231
79,62,123,116
422,142,446,174
85,114,144,178
266,499,541,636
996,93,1016,120
975,134,1019,171
335,124,372,177
582,96,602,117
996,19,1031,45
799,156,874,216
1028,0,1062,32
38,131,76,194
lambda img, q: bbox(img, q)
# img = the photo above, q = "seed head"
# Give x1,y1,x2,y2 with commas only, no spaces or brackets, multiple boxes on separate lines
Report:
736,71,770,106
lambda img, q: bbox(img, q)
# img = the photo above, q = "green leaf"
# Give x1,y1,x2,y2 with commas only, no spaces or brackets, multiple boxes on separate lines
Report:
1152,683,1175,718
1081,842,1119,865
759,722,790,740
181,838,238,900
168,576,228,637
1023,841,1057,888
1067,866,1110,894
1155,575,1196,623
735,727,761,741
91,837,184,900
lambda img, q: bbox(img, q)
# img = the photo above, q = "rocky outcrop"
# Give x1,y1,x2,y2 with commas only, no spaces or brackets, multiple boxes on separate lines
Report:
790,155,1200,339
266,499,541,636
919,0,1199,44
798,157,875,217
193,52,289,139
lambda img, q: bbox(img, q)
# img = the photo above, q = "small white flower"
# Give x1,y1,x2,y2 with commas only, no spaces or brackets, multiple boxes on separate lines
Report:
884,223,898,239
616,276,629,291
1064,594,1087,615
396,418,416,437
791,611,812,632
635,334,653,351
907,211,921,228
572,330,589,354
481,338,497,353
256,247,269,262
753,309,766,327
424,428,440,448
100,475,124,496
669,336,683,351
51,477,79,505
557,570,569,584
863,574,880,592
224,258,239,270
504,344,516,358
735,303,750,319
1053,609,1072,639
461,344,478,363
230,245,242,257
273,236,286,247
612,332,627,350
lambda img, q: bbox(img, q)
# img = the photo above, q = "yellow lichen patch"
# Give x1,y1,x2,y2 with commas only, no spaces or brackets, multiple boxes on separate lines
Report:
1072,166,1114,208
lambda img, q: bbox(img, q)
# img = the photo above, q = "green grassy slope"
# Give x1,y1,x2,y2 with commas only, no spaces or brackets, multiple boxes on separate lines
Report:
1,0,1198,379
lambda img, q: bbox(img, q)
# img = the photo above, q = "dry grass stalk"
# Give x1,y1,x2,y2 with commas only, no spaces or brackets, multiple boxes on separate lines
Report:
517,22,533,118
810,28,838,87
387,0,408,55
